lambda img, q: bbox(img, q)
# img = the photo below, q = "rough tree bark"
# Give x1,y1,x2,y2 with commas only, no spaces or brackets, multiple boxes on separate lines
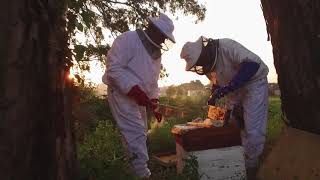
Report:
260,0,320,134
0,0,77,180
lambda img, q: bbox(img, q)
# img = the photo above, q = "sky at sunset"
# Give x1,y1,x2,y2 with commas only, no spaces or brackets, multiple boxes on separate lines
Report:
83,0,277,87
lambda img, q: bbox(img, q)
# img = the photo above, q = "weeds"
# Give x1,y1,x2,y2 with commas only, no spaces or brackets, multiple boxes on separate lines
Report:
267,96,284,144
148,154,200,180
78,121,138,180
76,84,283,180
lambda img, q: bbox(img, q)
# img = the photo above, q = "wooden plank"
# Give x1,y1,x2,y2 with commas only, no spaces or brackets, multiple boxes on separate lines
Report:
176,143,188,174
258,127,320,180
152,153,176,167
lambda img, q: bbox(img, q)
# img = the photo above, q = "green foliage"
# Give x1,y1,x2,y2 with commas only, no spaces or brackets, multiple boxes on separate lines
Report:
78,118,200,180
148,154,199,180
148,117,188,153
166,85,177,98
267,96,284,144
181,80,205,90
74,83,114,142
151,96,284,155
76,85,283,179
182,154,199,180
66,0,206,75
75,82,202,179
160,64,170,79
165,80,209,97
149,88,210,154
78,121,139,180
75,84,138,179
160,95,209,120
77,83,113,121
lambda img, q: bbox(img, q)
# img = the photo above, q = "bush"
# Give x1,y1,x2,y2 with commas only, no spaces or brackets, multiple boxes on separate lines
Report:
181,154,200,180
149,154,199,180
78,121,138,180
73,84,114,142
77,84,113,122
76,83,283,180
148,118,179,154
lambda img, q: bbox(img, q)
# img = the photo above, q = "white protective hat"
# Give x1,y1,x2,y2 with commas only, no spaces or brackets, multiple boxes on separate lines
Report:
180,36,203,71
148,13,176,43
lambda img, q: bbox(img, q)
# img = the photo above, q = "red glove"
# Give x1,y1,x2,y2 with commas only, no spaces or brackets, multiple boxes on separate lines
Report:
151,99,162,122
153,111,162,123
127,85,150,106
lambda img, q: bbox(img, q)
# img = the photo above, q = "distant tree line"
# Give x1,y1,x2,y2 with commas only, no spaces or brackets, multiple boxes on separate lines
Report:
165,80,210,98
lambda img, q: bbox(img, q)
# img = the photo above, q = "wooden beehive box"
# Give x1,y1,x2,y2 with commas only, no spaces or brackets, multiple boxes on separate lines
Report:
172,122,245,179
171,105,245,179
171,120,241,152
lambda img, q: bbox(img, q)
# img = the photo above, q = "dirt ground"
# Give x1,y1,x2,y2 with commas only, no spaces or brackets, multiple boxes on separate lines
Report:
257,128,320,180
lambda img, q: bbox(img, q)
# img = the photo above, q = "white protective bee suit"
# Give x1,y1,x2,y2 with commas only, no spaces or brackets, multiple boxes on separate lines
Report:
102,13,175,177
181,37,269,168
102,31,160,177
215,39,269,167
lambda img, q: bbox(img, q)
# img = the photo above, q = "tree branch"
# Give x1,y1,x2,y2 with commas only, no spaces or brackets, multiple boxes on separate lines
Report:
106,0,130,6
105,0,136,10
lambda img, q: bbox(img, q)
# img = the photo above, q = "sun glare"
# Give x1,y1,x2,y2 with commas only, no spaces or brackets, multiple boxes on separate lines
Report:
78,0,277,86
68,72,75,80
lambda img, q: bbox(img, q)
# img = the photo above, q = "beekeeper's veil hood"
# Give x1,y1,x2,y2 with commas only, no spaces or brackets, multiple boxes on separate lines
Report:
148,13,175,43
180,36,218,75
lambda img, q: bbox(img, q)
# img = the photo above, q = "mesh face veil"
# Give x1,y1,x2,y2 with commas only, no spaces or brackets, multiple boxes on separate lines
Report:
189,37,219,75
141,29,169,51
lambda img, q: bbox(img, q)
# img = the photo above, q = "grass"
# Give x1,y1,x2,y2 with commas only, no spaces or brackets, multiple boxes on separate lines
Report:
149,96,284,154
148,96,284,179
78,121,139,180
148,154,199,180
77,91,284,180
266,96,284,145
148,117,189,154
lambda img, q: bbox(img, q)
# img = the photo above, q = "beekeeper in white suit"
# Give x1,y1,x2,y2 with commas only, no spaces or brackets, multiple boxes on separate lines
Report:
180,36,269,177
102,13,175,178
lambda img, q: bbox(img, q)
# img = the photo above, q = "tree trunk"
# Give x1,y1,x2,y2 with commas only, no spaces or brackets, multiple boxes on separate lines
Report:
260,0,320,134
0,0,77,179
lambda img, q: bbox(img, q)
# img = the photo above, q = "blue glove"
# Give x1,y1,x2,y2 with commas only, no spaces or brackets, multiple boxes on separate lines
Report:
207,86,231,105
207,61,259,105
214,86,232,98
210,84,220,93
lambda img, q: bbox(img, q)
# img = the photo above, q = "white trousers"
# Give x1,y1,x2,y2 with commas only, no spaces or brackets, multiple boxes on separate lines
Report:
227,78,269,168
107,88,150,177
